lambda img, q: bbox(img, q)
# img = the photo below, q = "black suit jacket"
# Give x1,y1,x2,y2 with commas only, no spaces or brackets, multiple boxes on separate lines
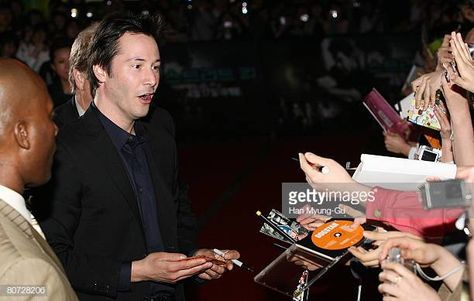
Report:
40,106,196,300
53,97,80,128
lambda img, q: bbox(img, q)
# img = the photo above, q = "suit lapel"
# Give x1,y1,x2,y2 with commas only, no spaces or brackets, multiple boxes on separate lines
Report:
81,109,142,224
0,200,64,272
0,199,32,237
141,123,176,249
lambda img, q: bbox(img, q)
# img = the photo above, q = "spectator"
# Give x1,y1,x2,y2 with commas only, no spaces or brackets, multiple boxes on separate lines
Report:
16,25,49,72
47,38,73,107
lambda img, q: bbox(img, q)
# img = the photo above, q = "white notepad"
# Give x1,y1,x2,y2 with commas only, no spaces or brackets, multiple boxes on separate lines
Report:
352,154,457,191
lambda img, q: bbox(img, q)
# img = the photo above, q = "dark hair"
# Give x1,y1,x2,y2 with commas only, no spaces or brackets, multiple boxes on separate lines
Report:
49,37,73,63
87,12,163,95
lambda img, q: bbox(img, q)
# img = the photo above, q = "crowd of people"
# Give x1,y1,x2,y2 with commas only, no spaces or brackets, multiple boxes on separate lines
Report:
2,0,474,56
295,26,474,301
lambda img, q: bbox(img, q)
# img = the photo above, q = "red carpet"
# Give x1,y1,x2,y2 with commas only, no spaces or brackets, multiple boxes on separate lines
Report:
179,134,382,300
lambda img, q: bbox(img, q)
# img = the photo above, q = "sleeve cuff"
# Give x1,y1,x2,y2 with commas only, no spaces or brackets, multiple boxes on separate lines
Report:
118,262,131,291
408,146,418,160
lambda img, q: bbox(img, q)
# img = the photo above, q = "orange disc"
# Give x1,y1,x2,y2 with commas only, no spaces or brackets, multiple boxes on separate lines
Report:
311,220,364,250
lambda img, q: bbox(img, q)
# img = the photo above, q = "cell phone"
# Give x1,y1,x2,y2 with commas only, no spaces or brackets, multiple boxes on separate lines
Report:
419,179,472,209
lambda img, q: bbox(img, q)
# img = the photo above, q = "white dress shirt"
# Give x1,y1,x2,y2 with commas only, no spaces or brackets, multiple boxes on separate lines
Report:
0,184,45,238
75,96,86,117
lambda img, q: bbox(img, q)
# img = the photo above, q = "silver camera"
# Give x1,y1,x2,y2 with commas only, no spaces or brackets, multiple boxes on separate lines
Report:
416,145,441,162
386,247,416,273
419,179,472,210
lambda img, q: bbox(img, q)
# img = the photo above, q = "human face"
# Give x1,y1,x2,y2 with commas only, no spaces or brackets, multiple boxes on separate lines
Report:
26,86,58,186
52,47,70,82
98,33,160,127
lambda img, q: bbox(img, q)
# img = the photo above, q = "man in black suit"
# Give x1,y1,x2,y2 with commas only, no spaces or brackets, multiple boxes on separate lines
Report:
54,23,98,127
41,13,239,301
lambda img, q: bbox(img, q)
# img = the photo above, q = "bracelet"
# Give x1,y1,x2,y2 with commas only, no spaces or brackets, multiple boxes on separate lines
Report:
415,261,465,282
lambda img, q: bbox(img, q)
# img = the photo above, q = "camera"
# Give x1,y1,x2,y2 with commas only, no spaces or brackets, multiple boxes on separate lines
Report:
419,179,472,209
416,145,441,162
386,247,403,264
386,247,415,273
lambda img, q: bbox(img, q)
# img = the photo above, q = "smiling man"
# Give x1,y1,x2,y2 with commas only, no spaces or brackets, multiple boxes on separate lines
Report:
40,13,238,301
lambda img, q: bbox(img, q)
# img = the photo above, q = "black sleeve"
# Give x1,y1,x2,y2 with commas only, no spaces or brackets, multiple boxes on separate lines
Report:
176,176,198,255
40,142,122,298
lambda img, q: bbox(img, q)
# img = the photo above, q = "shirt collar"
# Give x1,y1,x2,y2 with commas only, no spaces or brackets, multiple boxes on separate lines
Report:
0,184,32,224
74,95,86,117
92,102,147,151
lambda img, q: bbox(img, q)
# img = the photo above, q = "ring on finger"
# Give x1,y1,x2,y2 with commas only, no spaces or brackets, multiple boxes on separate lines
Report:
393,275,402,285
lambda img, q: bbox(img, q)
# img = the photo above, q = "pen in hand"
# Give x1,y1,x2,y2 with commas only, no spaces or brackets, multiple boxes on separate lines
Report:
213,248,254,273
291,156,330,174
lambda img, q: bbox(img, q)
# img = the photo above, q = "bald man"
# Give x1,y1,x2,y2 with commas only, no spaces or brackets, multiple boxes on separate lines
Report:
0,59,77,301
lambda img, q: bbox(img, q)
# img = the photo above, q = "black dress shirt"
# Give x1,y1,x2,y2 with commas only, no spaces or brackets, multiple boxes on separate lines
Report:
94,104,174,296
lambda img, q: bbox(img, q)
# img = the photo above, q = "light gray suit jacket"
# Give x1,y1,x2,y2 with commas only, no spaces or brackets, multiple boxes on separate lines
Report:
0,199,77,301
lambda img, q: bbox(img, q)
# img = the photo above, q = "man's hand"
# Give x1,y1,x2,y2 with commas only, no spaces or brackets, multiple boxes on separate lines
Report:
194,249,240,280
131,252,213,283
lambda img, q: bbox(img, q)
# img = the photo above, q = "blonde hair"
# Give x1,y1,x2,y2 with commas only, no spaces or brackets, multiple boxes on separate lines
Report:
68,23,99,93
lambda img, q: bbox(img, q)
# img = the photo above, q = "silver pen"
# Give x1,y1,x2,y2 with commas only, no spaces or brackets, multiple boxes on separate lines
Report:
213,248,254,272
